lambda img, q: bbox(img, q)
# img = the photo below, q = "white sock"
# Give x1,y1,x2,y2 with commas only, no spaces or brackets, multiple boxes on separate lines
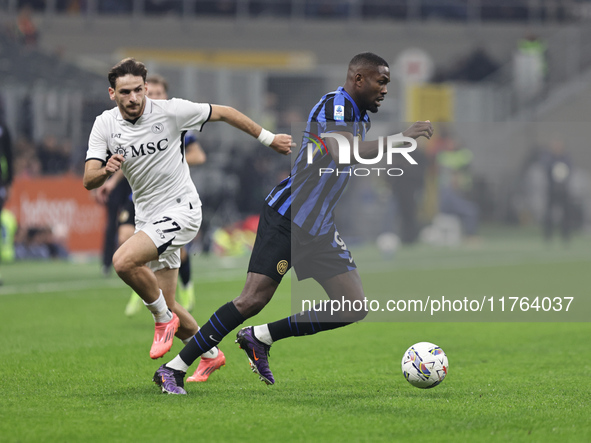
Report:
202,346,219,359
144,291,173,323
253,324,273,345
167,355,189,373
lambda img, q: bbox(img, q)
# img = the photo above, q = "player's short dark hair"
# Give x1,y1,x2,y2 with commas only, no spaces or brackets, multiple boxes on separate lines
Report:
146,74,169,93
108,58,148,89
348,52,389,71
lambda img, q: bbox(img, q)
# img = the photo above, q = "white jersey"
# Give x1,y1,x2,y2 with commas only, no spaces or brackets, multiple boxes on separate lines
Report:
86,97,211,223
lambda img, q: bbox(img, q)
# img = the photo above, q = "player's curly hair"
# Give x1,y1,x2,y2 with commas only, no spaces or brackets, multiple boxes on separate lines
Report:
108,58,148,88
348,52,389,70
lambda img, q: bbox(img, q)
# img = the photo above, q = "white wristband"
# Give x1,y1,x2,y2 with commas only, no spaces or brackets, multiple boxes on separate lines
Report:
257,128,275,147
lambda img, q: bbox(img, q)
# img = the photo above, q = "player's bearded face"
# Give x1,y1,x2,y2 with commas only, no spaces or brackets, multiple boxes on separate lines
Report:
361,66,390,113
109,75,147,120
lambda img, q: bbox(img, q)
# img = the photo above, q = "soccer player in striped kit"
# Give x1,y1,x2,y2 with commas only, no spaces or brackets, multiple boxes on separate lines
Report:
154,52,433,394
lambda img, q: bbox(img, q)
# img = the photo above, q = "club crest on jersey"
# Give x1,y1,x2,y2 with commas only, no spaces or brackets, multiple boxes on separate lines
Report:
151,123,164,134
113,146,128,158
277,260,289,275
334,105,345,122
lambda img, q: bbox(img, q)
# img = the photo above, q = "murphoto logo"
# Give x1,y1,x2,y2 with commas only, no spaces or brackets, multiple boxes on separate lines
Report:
305,132,418,177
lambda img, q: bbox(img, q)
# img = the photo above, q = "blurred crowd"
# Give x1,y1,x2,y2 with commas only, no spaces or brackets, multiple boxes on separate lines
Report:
12,135,76,178
6,0,583,22
337,123,587,250
0,117,74,263
0,3,587,271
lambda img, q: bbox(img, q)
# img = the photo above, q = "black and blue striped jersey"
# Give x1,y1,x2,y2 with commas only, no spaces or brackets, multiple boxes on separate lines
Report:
266,87,370,236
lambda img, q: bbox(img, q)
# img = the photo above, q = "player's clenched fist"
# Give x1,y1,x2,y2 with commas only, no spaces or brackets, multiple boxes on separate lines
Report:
270,134,295,155
106,154,125,175
402,120,434,140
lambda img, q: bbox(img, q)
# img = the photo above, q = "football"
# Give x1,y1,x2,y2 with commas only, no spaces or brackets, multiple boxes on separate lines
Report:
401,342,449,389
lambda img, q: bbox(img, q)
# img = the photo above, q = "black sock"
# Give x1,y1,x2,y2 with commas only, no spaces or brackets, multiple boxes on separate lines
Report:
179,301,245,366
267,304,352,342
179,254,191,286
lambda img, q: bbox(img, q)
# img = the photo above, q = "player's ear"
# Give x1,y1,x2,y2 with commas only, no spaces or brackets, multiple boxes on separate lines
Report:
108,87,116,101
354,73,363,86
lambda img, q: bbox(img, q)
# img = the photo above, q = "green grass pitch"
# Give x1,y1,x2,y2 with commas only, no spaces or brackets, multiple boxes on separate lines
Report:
1,229,590,442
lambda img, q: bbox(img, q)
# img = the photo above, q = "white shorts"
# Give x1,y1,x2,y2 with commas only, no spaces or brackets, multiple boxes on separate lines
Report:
137,203,202,272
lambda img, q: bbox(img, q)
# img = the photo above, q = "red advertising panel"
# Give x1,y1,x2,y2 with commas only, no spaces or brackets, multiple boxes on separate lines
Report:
5,175,106,253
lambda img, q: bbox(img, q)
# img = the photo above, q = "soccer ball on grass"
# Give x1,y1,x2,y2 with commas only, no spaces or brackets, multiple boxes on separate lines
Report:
401,342,448,389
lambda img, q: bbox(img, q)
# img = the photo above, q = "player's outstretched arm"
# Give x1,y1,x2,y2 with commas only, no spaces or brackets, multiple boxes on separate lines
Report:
268,134,294,155
209,105,293,155
83,154,125,190
322,121,433,165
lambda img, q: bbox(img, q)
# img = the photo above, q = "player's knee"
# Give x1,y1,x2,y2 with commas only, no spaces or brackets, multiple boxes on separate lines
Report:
112,250,135,278
340,306,368,323
338,297,368,323
357,305,370,322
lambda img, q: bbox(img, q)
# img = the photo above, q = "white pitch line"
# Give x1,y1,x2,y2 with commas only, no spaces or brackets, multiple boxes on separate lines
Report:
0,249,585,297
0,267,269,297
0,278,126,296
360,252,591,274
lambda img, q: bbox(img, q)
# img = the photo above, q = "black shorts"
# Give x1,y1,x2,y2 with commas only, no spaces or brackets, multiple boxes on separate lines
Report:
118,195,135,226
247,204,356,283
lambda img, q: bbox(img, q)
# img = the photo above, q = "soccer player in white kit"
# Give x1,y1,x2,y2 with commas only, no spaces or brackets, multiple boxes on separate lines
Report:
83,58,293,361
